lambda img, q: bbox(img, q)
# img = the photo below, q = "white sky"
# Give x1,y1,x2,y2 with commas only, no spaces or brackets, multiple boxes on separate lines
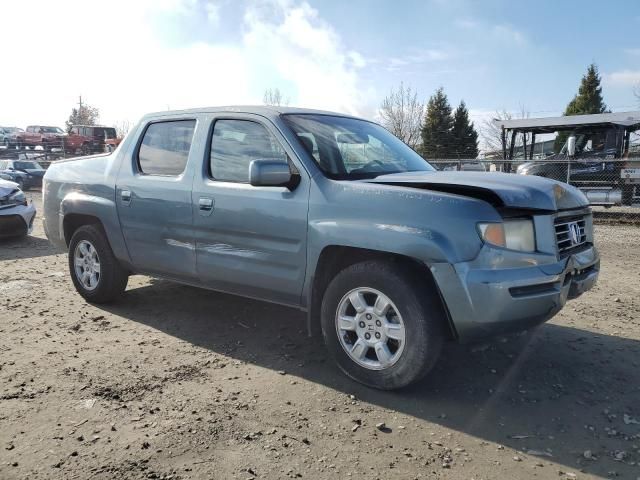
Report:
0,0,372,129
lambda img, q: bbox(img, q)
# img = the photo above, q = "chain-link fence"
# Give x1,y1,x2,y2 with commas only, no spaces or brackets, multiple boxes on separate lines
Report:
429,158,640,224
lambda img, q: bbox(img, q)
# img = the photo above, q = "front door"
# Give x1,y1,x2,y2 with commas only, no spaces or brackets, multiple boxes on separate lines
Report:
192,114,310,307
116,118,200,281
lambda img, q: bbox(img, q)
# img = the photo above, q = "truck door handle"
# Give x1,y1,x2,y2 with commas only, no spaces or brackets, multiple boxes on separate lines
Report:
198,197,214,216
121,190,132,205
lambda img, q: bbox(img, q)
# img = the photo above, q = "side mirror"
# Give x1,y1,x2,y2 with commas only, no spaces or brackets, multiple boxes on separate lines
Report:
567,135,576,157
249,159,293,188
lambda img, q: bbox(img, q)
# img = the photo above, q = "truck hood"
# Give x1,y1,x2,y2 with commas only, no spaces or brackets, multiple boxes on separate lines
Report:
361,171,589,211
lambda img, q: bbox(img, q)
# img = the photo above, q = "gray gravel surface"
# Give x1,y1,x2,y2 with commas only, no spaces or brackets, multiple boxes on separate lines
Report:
1,193,639,479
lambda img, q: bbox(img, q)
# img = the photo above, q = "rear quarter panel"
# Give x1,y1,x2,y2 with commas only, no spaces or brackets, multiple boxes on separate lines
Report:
43,152,131,267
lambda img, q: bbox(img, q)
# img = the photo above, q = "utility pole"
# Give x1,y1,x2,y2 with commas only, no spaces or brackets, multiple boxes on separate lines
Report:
78,95,83,112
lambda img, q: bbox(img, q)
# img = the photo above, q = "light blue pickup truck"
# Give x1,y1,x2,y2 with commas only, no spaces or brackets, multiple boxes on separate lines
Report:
43,106,599,389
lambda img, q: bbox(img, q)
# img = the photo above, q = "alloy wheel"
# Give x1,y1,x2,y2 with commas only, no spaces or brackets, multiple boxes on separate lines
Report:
73,240,101,291
335,287,406,370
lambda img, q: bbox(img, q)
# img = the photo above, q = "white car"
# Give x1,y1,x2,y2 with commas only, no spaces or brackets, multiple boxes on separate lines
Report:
0,178,36,238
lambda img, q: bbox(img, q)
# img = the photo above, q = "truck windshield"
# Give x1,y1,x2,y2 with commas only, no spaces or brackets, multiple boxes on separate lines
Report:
41,127,64,134
14,161,43,170
283,114,434,180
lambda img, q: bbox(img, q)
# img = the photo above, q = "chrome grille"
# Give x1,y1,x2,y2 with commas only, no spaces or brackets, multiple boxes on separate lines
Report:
554,216,587,256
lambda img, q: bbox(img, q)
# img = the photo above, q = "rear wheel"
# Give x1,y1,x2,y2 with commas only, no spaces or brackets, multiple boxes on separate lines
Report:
68,224,128,303
321,260,445,390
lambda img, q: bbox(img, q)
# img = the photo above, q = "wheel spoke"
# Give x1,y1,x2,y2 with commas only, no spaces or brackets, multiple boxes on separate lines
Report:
90,272,98,287
385,322,404,341
338,315,356,331
79,242,89,257
93,262,100,274
74,257,84,268
348,291,367,313
373,295,390,317
351,338,368,360
374,342,392,367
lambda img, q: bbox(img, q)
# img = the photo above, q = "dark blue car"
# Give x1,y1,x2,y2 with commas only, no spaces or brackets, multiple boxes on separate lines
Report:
0,159,46,190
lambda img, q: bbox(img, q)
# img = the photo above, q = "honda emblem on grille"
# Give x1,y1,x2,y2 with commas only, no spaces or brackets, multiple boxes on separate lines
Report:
568,221,581,245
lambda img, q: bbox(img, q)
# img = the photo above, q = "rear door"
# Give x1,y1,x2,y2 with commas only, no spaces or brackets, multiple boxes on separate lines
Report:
191,113,310,306
116,117,201,281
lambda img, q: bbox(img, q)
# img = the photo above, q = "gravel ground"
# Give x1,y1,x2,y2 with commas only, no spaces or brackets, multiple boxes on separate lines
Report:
1,193,639,480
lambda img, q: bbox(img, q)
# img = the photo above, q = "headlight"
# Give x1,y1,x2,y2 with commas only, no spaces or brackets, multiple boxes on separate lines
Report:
6,190,27,206
478,219,535,252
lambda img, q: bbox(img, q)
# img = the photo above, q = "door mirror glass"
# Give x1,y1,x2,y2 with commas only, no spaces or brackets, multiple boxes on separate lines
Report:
249,159,292,187
567,135,576,157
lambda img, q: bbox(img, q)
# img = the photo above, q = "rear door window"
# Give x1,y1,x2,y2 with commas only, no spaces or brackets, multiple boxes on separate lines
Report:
137,120,196,176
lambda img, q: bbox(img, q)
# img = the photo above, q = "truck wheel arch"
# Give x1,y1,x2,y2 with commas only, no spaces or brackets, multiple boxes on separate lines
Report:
307,245,455,340
63,214,104,247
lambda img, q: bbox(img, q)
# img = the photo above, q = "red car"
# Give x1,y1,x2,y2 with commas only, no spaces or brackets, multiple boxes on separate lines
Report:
16,125,87,153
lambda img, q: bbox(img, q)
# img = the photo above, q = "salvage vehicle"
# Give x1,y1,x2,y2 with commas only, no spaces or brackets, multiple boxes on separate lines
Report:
15,125,86,153
0,178,36,238
43,106,600,389
496,111,640,206
0,159,46,190
1,127,24,149
69,125,122,154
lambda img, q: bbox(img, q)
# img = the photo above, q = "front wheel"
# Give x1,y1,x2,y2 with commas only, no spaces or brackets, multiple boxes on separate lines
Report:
321,260,445,390
68,224,128,303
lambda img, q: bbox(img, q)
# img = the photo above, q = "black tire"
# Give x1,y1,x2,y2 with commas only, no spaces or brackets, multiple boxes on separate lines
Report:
68,224,128,303
321,260,445,390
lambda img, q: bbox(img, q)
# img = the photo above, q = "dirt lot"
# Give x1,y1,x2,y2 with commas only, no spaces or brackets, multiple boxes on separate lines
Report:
1,193,639,480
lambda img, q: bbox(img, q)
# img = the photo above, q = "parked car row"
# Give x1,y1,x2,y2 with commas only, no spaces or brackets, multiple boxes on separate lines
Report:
0,124,122,154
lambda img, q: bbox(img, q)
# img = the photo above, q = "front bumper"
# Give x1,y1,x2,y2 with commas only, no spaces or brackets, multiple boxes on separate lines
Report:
0,203,36,238
432,245,599,341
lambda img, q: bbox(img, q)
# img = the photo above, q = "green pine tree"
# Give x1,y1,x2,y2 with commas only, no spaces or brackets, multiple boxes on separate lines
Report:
555,63,608,152
421,87,454,159
451,100,479,158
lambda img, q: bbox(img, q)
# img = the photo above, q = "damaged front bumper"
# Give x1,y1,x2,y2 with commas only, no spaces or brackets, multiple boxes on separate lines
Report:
0,203,37,238
431,244,599,341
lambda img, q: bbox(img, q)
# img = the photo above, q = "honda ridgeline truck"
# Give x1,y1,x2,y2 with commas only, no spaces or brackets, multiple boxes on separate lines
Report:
43,106,600,390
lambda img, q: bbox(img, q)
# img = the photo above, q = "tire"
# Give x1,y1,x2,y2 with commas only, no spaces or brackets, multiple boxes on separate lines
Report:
321,260,445,390
68,224,128,303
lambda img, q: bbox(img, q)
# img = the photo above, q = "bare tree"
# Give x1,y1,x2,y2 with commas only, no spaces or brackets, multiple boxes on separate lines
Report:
263,88,289,106
481,106,530,157
378,82,424,150
65,100,100,133
113,120,133,139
